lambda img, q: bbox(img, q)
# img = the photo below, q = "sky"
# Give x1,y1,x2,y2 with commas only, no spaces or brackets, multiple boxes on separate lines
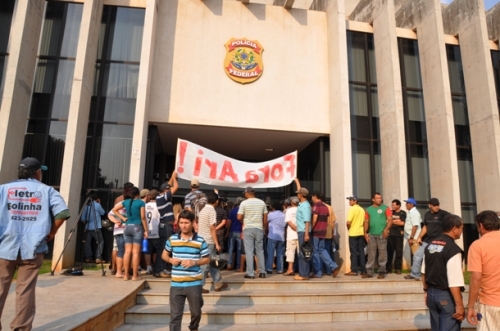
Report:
442,0,499,10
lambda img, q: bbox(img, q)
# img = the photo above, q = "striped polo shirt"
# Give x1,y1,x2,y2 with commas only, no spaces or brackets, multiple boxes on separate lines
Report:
237,198,267,230
165,232,209,287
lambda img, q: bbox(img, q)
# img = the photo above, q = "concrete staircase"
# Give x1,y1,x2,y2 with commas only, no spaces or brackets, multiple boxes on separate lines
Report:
115,271,474,330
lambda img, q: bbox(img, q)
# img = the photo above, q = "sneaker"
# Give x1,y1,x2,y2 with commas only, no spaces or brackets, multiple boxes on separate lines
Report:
293,275,309,281
146,267,153,274
361,274,373,278
332,267,340,278
202,289,209,294
160,272,171,278
395,269,402,275
377,273,386,279
404,274,420,280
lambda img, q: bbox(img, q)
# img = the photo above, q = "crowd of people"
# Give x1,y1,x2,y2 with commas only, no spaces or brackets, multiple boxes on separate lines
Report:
2,157,500,331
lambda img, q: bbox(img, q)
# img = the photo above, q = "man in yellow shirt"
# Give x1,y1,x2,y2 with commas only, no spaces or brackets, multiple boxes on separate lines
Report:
345,196,366,276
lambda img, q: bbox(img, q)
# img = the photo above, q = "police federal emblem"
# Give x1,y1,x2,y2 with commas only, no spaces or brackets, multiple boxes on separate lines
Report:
224,38,264,84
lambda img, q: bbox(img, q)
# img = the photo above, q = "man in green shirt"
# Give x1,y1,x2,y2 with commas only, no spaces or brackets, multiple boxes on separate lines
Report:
363,192,392,279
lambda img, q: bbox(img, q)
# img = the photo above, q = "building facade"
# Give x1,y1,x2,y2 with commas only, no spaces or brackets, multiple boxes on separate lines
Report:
0,0,499,270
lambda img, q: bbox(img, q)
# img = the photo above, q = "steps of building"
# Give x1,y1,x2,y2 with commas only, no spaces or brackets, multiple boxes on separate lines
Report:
137,287,429,305
115,320,475,331
124,301,433,324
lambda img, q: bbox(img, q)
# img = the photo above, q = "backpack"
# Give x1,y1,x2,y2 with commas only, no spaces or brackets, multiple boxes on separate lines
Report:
192,192,207,220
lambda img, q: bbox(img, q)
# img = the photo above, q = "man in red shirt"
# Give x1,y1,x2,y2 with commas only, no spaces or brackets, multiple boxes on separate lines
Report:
311,191,339,278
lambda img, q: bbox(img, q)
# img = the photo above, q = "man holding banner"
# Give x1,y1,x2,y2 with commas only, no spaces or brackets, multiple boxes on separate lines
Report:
238,187,268,279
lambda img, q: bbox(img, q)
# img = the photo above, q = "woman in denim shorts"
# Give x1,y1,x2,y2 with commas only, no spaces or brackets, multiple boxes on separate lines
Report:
112,187,148,281
108,198,129,278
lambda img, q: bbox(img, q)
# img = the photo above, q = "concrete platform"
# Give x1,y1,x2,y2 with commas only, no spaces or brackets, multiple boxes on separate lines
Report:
0,268,144,331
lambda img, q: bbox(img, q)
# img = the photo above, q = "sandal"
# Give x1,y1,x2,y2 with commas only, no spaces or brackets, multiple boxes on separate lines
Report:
283,271,295,276
115,274,124,278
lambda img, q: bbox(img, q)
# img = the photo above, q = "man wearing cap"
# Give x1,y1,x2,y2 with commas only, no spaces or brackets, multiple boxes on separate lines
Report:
345,195,366,276
184,178,202,212
0,157,70,330
405,198,450,280
404,198,421,267
237,187,268,279
156,170,179,278
293,178,312,281
310,191,339,278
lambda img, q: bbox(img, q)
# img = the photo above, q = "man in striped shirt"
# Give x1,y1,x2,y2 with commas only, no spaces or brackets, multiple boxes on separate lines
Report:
238,187,268,279
163,210,210,331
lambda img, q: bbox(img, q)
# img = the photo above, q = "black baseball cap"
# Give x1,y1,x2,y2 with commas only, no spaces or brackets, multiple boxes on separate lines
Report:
160,182,171,191
346,195,358,201
19,157,47,171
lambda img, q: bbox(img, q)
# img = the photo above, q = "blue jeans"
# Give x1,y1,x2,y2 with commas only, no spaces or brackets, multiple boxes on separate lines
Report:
201,244,222,286
312,237,338,277
266,238,285,273
114,234,125,258
243,228,266,277
84,229,103,260
348,235,366,274
427,287,462,331
297,232,310,277
227,232,241,269
123,224,144,245
410,242,429,278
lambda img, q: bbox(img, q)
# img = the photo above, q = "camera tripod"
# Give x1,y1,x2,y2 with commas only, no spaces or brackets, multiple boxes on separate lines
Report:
51,190,106,276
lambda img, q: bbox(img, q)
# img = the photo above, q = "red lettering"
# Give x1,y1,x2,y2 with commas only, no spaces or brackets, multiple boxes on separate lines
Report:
271,163,284,181
193,150,204,176
284,154,296,178
177,141,187,174
245,170,259,183
218,161,239,183
258,166,270,183
204,159,218,179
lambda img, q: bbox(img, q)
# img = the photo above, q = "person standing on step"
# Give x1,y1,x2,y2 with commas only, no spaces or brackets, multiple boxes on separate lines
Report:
197,192,228,292
345,195,366,276
422,214,465,331
293,178,312,281
226,197,244,271
284,197,299,276
310,191,339,278
156,170,179,278
403,198,421,267
386,199,406,275
405,198,450,281
163,210,210,331
466,210,500,330
363,192,392,279
238,187,268,279
266,201,286,275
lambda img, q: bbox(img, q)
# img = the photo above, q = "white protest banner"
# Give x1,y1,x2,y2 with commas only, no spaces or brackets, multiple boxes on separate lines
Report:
175,139,297,188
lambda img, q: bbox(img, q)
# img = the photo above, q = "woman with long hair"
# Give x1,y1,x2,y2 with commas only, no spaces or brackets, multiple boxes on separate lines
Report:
172,203,182,232
112,186,148,281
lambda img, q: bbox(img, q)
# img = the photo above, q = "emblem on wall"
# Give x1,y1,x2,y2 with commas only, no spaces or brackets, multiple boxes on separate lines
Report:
224,38,264,84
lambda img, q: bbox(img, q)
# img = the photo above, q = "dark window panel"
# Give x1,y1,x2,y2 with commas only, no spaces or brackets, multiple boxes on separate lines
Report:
347,31,367,82
0,0,15,54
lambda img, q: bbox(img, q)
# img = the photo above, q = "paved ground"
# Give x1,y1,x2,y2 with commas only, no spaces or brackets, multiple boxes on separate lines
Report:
0,267,143,331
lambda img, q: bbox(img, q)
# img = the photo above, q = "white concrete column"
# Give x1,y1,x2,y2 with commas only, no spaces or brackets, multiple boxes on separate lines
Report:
396,0,461,215
324,0,352,272
350,0,409,269
54,0,104,271
0,0,44,183
443,0,500,212
129,0,159,188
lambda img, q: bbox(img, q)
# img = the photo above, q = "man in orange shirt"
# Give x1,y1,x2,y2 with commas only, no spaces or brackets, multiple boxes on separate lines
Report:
467,210,500,330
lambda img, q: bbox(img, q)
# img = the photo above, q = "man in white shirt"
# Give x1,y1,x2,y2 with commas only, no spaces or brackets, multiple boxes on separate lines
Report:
404,198,421,266
197,192,228,293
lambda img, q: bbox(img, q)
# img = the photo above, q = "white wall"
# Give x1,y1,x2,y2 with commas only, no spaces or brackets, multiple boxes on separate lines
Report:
148,0,330,134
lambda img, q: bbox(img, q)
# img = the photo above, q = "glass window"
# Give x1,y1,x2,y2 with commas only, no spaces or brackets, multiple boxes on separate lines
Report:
447,44,476,223
492,51,500,114
22,2,83,187
399,38,430,202
83,6,145,190
0,1,15,96
347,31,382,202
